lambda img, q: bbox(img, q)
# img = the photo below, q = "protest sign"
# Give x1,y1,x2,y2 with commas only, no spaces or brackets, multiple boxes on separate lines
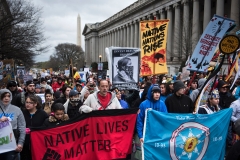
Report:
187,15,235,72
31,109,138,160
36,94,45,104
143,108,232,160
0,121,17,153
140,20,169,76
110,48,140,90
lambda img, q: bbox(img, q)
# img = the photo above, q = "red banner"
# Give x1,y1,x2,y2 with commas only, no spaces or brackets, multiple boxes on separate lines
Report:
31,109,138,160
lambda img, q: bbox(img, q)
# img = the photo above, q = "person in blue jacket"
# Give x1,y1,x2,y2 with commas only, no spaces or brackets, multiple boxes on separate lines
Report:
136,84,168,143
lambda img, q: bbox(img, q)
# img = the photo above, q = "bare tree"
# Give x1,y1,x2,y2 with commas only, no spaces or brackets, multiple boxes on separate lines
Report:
0,0,47,68
52,43,85,70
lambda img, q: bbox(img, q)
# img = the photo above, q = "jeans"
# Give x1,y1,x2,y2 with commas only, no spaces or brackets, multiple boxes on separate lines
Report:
0,150,19,160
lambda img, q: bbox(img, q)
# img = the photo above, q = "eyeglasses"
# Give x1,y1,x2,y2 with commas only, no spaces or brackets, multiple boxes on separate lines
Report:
25,101,34,104
221,87,228,89
9,85,16,87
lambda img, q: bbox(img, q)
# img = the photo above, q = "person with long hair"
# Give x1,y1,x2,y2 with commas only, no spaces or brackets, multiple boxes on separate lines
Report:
160,83,171,102
21,95,48,160
198,89,221,114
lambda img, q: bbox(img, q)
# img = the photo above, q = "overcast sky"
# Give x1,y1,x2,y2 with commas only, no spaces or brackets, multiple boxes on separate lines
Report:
31,0,137,62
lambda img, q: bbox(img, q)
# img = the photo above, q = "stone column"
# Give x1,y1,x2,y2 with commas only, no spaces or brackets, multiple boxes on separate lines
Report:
160,9,166,19
173,3,180,59
166,6,173,60
127,23,130,47
124,24,127,46
203,0,211,29
112,31,114,46
153,11,159,20
216,0,224,16
114,29,117,46
192,0,200,52
231,0,239,33
120,27,124,46
134,20,138,47
109,31,112,47
130,22,134,47
182,0,190,58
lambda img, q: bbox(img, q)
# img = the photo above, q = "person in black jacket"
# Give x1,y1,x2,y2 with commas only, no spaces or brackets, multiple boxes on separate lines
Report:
165,80,194,113
6,81,20,106
63,90,82,119
43,103,69,127
21,95,48,160
15,80,42,110
217,80,236,109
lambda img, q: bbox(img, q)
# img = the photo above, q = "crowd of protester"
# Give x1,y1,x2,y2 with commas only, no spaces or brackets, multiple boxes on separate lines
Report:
0,71,240,160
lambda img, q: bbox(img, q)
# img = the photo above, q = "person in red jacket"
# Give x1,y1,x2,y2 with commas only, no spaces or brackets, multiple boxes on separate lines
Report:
52,77,65,92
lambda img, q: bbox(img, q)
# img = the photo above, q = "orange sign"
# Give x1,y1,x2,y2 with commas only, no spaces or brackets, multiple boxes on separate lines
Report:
140,20,169,76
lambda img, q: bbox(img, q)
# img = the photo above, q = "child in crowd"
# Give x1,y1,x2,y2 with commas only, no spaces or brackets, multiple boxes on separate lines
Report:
43,103,69,127
42,89,54,115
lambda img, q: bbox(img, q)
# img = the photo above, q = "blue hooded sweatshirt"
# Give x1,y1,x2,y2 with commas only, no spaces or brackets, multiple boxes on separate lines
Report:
136,85,168,139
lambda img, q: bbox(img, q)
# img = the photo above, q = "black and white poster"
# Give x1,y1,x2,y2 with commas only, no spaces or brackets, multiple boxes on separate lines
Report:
112,48,140,90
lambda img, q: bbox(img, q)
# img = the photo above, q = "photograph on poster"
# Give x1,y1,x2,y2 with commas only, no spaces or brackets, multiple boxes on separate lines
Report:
111,48,139,90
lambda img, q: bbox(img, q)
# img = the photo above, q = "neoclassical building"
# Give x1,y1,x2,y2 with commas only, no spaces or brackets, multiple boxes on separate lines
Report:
83,0,239,75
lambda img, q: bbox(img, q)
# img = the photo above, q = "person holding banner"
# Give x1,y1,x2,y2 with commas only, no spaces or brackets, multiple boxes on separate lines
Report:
80,80,122,113
21,95,48,160
43,103,69,127
0,89,26,159
137,84,168,143
165,80,194,113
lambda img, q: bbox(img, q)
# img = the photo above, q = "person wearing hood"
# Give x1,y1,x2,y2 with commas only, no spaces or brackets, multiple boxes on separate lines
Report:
165,80,194,113
189,78,206,103
63,90,83,119
0,89,26,159
136,84,168,143
79,80,122,113
21,95,48,160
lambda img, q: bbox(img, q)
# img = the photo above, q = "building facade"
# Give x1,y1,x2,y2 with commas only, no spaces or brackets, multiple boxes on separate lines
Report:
83,0,239,75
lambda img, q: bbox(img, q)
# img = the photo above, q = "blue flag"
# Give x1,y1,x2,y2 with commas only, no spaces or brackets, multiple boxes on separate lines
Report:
143,108,232,160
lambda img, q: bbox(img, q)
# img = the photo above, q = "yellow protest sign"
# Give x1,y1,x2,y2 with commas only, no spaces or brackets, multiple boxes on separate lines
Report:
140,20,169,76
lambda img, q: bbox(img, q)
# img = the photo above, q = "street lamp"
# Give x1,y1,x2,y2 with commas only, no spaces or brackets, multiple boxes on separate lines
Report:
99,55,102,63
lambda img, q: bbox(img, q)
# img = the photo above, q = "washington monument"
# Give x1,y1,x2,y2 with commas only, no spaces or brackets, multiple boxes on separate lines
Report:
77,14,81,47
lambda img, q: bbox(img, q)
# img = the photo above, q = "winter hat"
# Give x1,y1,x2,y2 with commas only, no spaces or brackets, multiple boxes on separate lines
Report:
234,118,240,136
26,80,34,86
173,80,185,92
217,80,229,89
151,84,161,93
69,90,78,97
208,89,220,99
7,81,17,88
